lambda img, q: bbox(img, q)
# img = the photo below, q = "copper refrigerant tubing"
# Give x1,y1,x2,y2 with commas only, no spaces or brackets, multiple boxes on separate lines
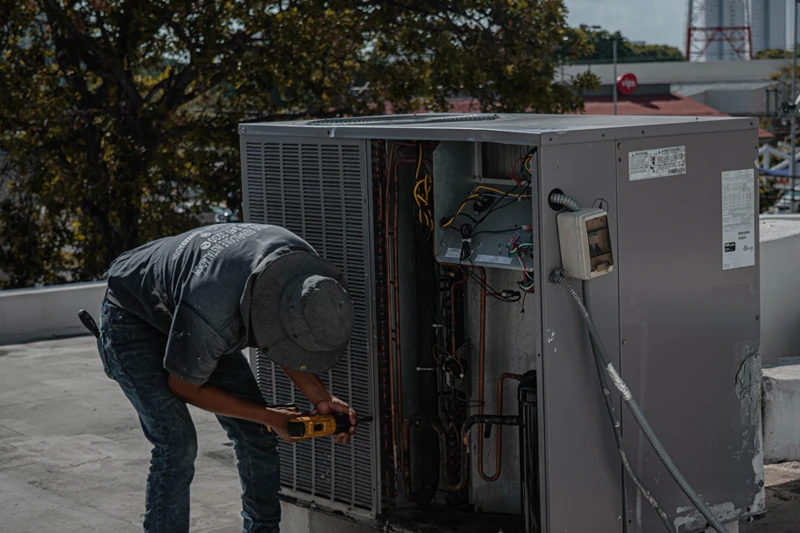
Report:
402,417,458,496
384,140,422,471
401,417,454,501
481,373,522,482
475,266,492,482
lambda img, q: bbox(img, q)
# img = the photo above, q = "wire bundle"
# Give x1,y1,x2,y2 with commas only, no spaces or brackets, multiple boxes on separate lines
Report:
440,185,532,230
509,232,535,292
412,144,434,232
510,149,536,186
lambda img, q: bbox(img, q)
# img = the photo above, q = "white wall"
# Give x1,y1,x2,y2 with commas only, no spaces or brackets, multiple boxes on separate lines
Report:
701,87,770,114
558,59,788,85
760,216,800,361
0,281,106,345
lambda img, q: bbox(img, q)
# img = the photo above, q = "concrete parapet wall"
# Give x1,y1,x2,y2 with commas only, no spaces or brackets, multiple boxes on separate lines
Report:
762,358,800,463
0,281,106,345
760,216,800,362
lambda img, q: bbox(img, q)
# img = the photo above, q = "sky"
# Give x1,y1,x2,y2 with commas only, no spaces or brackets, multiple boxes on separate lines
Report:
564,0,686,49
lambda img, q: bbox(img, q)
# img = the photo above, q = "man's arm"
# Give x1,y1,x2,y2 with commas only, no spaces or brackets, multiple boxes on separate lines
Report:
167,374,298,442
280,366,357,444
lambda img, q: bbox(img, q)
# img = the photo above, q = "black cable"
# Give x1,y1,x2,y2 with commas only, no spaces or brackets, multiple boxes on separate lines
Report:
460,263,521,303
474,184,522,228
471,226,525,237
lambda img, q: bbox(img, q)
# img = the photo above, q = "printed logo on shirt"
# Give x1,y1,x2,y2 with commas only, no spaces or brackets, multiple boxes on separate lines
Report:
171,229,204,260
190,224,260,276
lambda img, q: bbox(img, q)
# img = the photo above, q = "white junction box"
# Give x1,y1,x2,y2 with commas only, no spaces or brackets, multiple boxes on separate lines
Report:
556,208,614,280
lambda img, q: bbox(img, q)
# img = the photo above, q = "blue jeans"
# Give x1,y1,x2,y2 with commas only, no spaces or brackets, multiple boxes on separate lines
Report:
97,299,281,533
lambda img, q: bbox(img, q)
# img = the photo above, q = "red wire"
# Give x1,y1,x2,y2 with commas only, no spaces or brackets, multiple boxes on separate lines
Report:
510,157,523,186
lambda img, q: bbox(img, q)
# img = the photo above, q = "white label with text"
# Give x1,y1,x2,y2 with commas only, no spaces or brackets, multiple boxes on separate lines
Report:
629,146,687,181
722,169,755,270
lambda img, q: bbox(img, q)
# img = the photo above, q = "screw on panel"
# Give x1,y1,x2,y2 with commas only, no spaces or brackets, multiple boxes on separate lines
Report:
756,314,760,321
617,142,623,149
241,127,246,133
622,340,627,345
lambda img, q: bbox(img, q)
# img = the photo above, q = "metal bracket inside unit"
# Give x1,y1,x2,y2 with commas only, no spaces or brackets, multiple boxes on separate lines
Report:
433,141,535,271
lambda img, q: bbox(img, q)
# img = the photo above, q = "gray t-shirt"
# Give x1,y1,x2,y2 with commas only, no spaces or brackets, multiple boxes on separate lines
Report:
105,223,313,384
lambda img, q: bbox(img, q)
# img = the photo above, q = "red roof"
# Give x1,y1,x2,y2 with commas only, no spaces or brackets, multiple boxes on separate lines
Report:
444,95,772,139
582,93,724,116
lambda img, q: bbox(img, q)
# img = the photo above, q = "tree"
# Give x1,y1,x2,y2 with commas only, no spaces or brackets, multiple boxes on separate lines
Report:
0,0,598,288
579,28,685,64
768,63,799,126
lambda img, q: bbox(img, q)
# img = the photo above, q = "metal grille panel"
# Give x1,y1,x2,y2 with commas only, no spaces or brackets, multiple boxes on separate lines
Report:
241,137,379,515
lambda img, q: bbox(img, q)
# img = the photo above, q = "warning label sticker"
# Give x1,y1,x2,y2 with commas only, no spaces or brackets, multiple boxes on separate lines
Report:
629,146,687,181
722,168,755,270
445,248,461,259
475,254,513,265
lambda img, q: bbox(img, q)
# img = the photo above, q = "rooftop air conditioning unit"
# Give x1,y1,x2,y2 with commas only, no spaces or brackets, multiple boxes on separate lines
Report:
239,113,764,533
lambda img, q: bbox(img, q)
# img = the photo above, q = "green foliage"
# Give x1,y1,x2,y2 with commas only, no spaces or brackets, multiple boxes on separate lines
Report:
755,49,792,59
0,0,598,288
579,28,685,64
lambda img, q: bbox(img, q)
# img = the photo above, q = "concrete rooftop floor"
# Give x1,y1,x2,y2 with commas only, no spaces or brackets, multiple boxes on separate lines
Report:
0,336,798,533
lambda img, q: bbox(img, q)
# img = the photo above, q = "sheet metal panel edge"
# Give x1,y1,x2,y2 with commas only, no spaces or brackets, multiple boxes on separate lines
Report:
615,127,763,533
538,140,624,533
238,115,752,145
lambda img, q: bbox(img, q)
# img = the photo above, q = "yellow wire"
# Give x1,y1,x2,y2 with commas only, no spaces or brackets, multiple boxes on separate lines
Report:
475,185,532,198
441,194,480,228
413,144,434,231
414,180,429,205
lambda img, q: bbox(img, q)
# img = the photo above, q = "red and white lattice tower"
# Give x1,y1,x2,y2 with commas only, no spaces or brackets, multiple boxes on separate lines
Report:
686,0,753,61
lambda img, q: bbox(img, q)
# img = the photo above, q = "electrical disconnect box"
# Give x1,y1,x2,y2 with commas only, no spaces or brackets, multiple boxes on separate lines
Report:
239,114,763,533
557,207,614,279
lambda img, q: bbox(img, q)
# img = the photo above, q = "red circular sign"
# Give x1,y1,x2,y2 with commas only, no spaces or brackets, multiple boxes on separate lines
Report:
616,73,638,95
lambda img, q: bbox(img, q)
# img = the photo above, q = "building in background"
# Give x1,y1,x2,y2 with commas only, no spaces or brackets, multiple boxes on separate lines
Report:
558,59,787,119
751,0,786,55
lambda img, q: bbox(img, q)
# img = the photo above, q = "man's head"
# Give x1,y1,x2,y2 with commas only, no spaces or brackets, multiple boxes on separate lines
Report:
250,248,354,373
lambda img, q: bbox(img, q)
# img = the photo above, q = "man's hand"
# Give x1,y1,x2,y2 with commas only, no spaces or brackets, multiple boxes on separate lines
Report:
263,408,303,443
280,368,358,444
314,396,356,444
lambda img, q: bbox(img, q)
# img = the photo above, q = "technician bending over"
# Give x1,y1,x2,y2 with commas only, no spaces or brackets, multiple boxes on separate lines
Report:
95,223,357,533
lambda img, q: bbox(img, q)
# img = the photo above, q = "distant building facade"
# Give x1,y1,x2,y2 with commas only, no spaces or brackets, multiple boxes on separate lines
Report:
704,0,748,61
751,0,786,55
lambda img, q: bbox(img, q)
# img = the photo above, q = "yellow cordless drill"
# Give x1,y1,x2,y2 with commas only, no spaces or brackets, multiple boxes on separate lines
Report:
267,405,372,440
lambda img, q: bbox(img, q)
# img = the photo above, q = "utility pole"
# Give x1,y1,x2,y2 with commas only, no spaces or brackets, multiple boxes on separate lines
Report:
792,0,798,199
613,38,618,115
